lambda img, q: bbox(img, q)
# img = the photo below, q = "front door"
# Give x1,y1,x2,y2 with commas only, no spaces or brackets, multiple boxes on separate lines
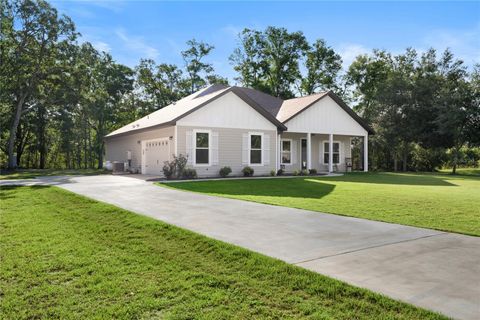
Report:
301,139,307,169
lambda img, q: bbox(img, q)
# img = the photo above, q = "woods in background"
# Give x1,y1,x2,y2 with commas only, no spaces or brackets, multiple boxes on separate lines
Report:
1,0,479,172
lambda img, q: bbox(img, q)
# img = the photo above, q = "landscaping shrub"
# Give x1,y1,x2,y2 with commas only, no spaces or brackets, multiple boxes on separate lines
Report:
219,166,232,178
183,168,197,179
242,166,254,177
300,169,309,176
270,170,276,176
309,169,317,175
276,169,284,176
162,154,188,180
293,170,299,176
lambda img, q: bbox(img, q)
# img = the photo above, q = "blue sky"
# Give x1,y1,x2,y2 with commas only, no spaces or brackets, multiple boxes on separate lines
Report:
53,1,480,81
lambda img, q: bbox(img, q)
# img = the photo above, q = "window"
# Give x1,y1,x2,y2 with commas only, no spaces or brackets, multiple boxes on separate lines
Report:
281,140,291,164
250,134,262,164
195,132,209,164
324,142,340,164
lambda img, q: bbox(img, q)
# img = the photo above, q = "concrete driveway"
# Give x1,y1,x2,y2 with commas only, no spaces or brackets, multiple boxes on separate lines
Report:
3,175,479,319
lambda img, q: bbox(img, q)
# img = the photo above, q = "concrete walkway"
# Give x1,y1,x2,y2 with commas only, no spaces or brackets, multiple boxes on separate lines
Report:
2,175,479,319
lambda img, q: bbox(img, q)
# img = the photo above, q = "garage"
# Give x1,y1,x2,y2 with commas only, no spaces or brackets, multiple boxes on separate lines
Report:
142,138,171,175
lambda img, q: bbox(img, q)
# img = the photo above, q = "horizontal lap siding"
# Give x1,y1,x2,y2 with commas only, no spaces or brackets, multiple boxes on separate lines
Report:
105,126,174,173
177,126,277,177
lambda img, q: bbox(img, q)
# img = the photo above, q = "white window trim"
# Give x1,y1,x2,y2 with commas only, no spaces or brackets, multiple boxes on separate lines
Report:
248,132,264,166
280,139,293,165
193,129,211,166
321,140,342,165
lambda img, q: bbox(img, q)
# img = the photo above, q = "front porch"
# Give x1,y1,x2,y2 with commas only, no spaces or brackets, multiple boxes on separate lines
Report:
276,132,368,173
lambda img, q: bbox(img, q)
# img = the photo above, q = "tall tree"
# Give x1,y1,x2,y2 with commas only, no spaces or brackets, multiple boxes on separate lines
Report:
1,0,76,169
181,39,214,94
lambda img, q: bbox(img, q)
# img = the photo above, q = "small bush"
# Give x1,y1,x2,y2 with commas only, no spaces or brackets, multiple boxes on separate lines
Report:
219,166,232,178
242,166,254,177
162,154,189,180
309,168,317,175
270,170,276,176
292,170,299,176
300,169,309,176
183,168,197,179
276,169,284,176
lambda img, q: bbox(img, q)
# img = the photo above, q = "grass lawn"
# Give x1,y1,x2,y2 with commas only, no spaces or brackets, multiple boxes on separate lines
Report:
0,186,445,319
163,172,480,237
0,168,108,180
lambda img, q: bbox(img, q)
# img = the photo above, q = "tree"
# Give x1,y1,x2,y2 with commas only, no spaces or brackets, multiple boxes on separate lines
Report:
1,0,76,169
181,39,214,94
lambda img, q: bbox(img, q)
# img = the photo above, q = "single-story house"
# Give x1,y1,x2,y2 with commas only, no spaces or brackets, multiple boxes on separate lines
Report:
105,84,373,177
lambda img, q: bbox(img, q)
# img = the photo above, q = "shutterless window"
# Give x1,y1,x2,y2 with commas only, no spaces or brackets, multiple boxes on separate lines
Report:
281,140,291,164
324,142,340,164
195,132,209,164
250,134,262,164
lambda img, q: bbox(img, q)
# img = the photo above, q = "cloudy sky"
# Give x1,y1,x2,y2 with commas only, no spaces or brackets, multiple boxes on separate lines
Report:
52,1,480,81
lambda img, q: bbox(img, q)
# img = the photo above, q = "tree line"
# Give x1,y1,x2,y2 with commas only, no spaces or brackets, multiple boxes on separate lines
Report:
1,0,479,173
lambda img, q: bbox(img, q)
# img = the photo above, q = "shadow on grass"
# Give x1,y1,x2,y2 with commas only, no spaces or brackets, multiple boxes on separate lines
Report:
0,185,50,200
316,172,462,186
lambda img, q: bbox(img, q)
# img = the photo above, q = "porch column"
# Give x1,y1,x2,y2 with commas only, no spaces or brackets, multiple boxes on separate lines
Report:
277,133,281,170
364,135,368,172
306,133,312,170
328,133,333,173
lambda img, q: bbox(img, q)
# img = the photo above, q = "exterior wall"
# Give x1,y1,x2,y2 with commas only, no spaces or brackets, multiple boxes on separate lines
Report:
105,126,174,173
177,91,277,131
279,133,352,173
177,125,277,177
285,96,368,136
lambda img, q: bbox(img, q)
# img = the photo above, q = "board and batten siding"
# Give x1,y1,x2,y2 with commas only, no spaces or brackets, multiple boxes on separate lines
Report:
177,126,277,177
105,126,174,172
285,95,368,136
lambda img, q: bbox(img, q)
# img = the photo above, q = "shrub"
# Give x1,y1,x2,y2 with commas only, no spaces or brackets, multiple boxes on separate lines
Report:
242,166,254,177
292,170,299,176
309,168,317,175
270,170,276,176
300,169,309,176
162,154,189,180
276,169,284,176
219,166,232,178
183,168,197,179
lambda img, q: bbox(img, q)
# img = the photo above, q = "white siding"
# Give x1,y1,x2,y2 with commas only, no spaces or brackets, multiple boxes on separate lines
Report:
285,96,368,136
177,91,277,131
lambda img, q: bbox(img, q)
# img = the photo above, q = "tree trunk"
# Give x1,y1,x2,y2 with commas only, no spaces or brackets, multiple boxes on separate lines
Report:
402,151,408,172
393,152,398,172
7,93,27,169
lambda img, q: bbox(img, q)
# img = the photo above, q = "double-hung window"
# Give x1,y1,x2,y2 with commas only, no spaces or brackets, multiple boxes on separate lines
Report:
195,131,209,165
324,142,340,164
249,134,262,165
281,140,291,164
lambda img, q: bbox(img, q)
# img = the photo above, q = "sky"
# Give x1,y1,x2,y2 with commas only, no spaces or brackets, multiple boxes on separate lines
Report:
52,1,480,82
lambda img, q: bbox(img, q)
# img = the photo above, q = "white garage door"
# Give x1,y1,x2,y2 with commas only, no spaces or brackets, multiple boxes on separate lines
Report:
142,138,171,175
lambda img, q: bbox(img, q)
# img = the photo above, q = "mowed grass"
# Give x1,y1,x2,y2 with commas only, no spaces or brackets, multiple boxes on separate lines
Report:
0,168,108,180
163,172,480,236
0,186,445,319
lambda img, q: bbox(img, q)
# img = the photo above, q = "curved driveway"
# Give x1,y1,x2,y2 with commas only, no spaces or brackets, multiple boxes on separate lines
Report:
3,175,479,319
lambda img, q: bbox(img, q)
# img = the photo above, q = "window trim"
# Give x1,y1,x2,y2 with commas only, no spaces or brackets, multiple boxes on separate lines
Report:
321,140,341,165
193,129,211,166
280,139,292,165
248,132,264,166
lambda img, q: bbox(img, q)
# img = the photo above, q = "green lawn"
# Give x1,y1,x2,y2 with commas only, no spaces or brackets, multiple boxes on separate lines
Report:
0,168,108,180
0,186,445,319
163,172,480,236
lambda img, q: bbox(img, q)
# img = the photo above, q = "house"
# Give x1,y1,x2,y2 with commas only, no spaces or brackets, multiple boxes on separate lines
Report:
104,84,373,177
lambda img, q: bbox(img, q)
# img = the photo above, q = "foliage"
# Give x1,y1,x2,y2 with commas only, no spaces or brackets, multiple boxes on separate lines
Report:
162,154,188,180
410,145,447,172
242,166,254,177
276,168,284,176
270,170,276,176
219,166,232,178
309,168,318,175
292,170,299,176
183,168,197,179
165,172,480,236
300,169,309,176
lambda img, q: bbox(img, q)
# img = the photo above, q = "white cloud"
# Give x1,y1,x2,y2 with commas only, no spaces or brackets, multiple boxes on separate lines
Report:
92,40,111,53
115,28,159,60
336,43,371,68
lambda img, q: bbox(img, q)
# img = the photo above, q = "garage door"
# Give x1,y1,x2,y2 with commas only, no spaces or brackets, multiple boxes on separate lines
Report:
142,138,171,175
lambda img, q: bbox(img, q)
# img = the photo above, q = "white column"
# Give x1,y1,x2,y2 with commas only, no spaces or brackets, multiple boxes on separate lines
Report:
364,135,369,172
328,133,333,173
277,133,281,170
306,133,312,170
